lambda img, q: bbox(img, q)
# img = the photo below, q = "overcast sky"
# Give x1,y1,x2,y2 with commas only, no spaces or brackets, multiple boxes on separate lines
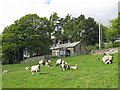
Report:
0,0,119,33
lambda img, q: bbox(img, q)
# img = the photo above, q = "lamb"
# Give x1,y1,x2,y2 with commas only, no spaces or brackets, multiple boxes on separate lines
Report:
31,64,40,75
56,58,62,67
3,70,8,73
26,66,29,70
102,54,114,64
39,60,45,65
46,60,51,67
70,64,78,70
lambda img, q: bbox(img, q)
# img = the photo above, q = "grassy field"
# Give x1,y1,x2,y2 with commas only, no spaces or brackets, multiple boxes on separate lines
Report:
2,53,119,88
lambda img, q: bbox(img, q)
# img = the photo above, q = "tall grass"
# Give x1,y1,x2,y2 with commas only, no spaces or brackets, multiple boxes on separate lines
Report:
2,53,118,88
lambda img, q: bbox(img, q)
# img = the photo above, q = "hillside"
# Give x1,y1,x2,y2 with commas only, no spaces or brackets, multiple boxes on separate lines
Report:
2,53,119,88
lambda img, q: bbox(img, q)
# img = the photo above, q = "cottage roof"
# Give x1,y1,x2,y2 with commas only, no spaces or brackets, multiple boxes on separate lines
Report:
50,41,81,50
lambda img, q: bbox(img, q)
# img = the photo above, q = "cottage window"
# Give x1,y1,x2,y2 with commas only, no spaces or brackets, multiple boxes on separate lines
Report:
60,50,65,55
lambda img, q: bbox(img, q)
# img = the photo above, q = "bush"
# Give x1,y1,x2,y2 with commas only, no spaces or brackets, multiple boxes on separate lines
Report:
104,42,120,49
86,45,98,53
94,44,99,49
112,42,120,47
86,43,105,53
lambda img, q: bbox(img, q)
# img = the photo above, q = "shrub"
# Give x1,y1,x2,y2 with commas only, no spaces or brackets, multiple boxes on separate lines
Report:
112,42,120,47
104,42,120,49
86,45,97,53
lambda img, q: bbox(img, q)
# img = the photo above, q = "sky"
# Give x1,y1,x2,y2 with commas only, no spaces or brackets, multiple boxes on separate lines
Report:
0,0,119,33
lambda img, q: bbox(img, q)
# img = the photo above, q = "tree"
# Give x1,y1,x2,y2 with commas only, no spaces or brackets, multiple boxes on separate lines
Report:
63,15,99,45
63,14,85,43
105,16,119,42
81,17,99,45
49,13,72,44
2,14,51,64
49,12,60,45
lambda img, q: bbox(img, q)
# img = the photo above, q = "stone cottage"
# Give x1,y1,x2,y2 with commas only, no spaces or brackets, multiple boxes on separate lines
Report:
50,41,87,57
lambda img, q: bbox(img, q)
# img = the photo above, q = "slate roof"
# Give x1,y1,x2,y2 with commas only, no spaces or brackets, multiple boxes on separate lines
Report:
50,41,81,50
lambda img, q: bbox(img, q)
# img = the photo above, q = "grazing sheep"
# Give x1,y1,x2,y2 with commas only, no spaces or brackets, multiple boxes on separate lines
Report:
3,70,8,73
39,60,45,65
31,64,40,75
60,61,70,70
46,60,51,67
105,60,111,64
61,61,66,71
102,54,114,64
70,64,78,70
64,62,70,70
26,66,29,70
56,58,62,67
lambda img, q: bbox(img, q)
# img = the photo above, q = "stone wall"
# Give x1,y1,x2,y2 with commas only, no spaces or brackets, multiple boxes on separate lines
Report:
20,55,52,64
90,47,119,55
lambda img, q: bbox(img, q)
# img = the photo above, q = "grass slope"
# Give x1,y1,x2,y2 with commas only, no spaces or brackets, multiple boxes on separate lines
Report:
2,53,118,88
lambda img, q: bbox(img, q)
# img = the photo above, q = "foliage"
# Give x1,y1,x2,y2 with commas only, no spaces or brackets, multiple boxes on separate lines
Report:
50,13,108,46
112,42,120,47
104,42,120,49
86,44,99,53
2,14,52,64
2,53,118,88
105,16,119,42
63,15,85,43
81,17,99,45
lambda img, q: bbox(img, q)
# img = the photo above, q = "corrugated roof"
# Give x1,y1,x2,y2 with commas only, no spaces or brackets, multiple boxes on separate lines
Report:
50,41,81,50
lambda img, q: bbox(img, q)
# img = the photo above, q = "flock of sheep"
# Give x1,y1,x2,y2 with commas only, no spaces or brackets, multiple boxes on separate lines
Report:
30,58,78,75
2,53,114,75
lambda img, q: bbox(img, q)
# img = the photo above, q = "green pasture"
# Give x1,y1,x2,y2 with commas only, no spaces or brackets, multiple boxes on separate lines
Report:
2,53,119,88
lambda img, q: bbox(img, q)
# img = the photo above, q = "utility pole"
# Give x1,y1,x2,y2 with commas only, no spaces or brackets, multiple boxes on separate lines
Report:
99,20,101,49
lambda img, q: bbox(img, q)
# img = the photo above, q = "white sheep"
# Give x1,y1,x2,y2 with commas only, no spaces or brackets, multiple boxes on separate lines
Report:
105,60,111,64
60,61,70,70
61,61,66,71
70,64,78,70
3,70,8,73
31,64,40,75
64,62,69,69
39,60,45,65
26,66,29,70
46,60,51,67
56,58,62,67
102,54,114,64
